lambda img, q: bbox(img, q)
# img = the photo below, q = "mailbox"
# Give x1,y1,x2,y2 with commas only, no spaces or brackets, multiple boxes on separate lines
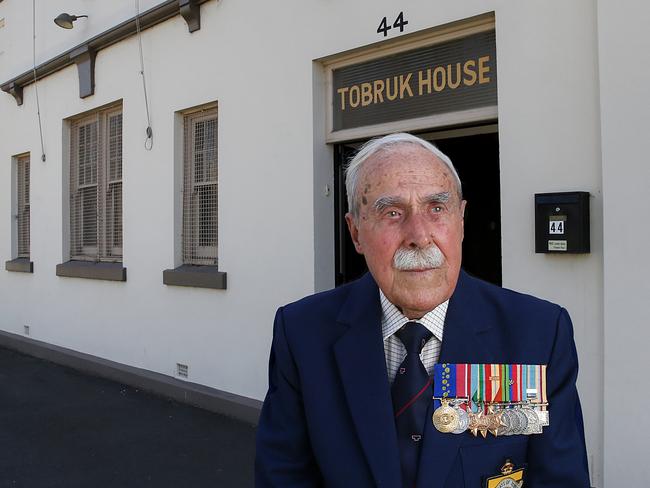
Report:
534,192,590,254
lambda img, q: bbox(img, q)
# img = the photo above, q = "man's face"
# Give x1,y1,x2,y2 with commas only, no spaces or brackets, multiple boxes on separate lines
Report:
345,144,466,319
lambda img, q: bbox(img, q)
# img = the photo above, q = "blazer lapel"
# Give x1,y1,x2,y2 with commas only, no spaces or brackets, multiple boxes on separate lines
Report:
333,274,402,487
416,271,495,488
439,270,494,363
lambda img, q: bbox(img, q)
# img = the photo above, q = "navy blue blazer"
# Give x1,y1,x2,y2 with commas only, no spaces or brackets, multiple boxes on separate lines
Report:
255,271,590,487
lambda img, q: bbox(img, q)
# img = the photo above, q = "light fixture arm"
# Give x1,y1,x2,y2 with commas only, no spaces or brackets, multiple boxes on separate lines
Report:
53,13,88,29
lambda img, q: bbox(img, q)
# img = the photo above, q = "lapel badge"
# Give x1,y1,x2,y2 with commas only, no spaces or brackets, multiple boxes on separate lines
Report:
484,459,525,488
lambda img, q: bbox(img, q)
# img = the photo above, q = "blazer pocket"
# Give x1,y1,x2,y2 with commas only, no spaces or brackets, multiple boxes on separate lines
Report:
459,437,528,488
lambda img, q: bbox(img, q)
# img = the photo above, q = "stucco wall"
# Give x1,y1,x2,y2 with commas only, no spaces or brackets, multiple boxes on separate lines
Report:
597,0,650,486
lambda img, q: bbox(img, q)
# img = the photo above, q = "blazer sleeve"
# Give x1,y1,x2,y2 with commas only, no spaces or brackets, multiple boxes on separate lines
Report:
526,307,591,487
255,307,323,488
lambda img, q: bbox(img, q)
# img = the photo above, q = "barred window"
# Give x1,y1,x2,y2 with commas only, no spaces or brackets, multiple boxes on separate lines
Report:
16,154,30,258
182,107,218,266
69,105,123,262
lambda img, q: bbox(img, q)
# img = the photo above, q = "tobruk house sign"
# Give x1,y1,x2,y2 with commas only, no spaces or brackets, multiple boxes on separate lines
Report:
332,31,497,132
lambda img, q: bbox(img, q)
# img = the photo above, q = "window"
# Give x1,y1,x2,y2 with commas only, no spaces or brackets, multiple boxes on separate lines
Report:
163,103,225,289
69,105,122,262
182,107,218,266
5,153,32,273
16,153,30,259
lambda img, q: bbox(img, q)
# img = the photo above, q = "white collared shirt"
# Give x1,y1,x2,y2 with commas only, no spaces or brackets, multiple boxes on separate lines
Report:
380,290,448,383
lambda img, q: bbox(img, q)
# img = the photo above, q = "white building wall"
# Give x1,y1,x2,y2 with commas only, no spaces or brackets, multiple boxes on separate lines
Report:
597,1,650,486
0,0,318,401
495,3,603,485
0,0,619,485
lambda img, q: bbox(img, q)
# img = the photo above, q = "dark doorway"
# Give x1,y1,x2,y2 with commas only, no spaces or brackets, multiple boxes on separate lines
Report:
334,130,501,286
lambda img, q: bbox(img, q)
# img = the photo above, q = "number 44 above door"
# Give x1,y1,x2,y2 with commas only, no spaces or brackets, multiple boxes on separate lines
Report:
377,12,408,37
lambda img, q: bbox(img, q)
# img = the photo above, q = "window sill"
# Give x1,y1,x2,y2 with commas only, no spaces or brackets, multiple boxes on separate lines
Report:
163,265,227,290
56,261,126,282
5,258,33,273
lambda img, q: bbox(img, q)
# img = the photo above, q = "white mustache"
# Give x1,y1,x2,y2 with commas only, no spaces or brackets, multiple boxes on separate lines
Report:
393,245,444,270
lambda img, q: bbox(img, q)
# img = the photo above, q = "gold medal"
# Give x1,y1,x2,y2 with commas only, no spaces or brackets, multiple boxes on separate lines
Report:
432,398,460,433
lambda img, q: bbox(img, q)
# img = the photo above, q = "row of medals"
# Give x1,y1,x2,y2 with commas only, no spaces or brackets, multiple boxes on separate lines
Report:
432,398,550,438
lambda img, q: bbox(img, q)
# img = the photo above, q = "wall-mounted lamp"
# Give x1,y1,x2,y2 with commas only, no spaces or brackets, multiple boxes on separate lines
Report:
53,13,88,30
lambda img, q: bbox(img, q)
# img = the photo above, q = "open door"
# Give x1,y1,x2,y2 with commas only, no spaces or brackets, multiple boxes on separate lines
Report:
334,130,501,287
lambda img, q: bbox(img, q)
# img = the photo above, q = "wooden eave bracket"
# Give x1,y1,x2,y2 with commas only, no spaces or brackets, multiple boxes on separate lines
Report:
2,82,24,106
180,0,201,33
69,45,97,98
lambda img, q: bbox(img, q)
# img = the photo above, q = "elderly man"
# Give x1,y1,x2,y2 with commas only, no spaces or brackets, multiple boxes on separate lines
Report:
255,133,590,487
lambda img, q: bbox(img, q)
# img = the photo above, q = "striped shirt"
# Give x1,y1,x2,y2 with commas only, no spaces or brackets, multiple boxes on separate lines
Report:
380,290,448,383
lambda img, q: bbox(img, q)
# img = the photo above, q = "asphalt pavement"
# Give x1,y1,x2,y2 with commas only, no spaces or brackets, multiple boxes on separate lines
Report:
0,346,256,488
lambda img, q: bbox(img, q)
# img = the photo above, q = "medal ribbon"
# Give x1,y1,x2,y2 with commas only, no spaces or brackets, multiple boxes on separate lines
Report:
434,363,547,413
455,363,468,410
509,364,514,402
433,363,457,409
520,364,525,402
446,364,456,398
470,363,481,412
525,364,543,404
480,364,492,401
491,364,500,403
512,364,520,402
476,365,484,406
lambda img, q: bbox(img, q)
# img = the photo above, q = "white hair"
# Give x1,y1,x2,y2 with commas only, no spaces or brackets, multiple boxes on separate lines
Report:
344,132,462,219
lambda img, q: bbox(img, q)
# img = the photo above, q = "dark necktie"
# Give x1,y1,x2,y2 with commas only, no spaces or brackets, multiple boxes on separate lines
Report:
391,322,433,488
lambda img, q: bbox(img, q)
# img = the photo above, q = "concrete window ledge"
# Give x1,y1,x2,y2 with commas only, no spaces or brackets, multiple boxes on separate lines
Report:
5,258,34,273
56,261,127,282
163,265,227,289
